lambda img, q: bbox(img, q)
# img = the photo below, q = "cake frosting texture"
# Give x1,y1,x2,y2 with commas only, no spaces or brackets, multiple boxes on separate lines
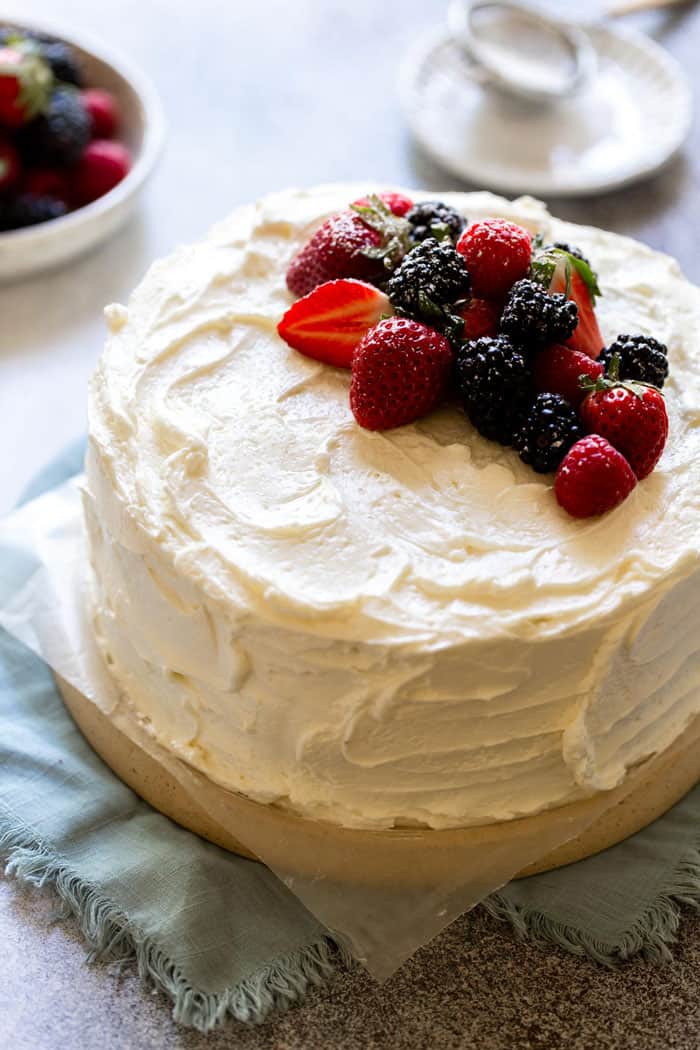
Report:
84,184,700,829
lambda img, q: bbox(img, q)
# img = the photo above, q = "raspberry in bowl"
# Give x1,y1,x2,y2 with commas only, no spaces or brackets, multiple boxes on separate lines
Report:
0,17,164,281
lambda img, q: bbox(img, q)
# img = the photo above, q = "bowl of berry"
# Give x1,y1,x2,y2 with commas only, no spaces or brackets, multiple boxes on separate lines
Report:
0,17,164,280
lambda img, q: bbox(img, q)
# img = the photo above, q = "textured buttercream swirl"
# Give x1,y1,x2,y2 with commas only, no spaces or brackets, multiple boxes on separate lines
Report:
84,184,700,829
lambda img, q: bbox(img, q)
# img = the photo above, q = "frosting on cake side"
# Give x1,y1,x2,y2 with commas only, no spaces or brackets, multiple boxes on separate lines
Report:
84,184,700,829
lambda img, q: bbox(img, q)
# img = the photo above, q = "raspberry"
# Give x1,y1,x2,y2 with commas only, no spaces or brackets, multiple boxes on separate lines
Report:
456,219,532,299
352,191,414,217
458,297,500,342
555,435,637,518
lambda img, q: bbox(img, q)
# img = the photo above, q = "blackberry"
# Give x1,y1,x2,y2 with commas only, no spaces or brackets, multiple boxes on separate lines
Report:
18,87,90,166
513,393,583,473
551,241,590,266
406,200,466,245
500,278,578,350
39,40,84,87
599,334,669,389
454,335,532,445
0,193,67,231
386,237,470,328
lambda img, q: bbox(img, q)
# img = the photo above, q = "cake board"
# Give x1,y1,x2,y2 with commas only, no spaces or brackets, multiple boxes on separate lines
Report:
57,676,700,883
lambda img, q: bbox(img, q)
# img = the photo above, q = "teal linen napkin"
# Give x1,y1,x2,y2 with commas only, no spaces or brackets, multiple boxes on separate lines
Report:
2,443,700,1032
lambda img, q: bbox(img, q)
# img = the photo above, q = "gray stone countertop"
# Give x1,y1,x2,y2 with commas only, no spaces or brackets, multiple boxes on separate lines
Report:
4,0,700,1046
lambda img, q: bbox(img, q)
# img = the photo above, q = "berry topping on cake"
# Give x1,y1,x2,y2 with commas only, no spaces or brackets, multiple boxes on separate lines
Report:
579,362,668,480
350,317,453,430
456,219,532,299
531,243,604,359
458,297,500,342
0,47,52,127
0,191,66,230
599,334,669,390
513,392,583,474
352,190,414,217
386,237,470,332
533,343,604,408
286,195,412,298
454,335,532,445
555,435,637,518
405,200,466,244
19,86,90,166
500,278,578,350
277,279,391,369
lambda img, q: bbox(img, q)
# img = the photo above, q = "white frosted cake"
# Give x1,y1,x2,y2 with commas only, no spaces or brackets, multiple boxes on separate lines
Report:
84,184,700,831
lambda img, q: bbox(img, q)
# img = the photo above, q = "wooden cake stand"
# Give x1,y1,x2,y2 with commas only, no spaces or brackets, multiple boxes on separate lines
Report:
57,677,700,883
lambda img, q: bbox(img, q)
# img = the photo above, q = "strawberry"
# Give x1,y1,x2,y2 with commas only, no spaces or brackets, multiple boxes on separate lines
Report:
81,87,120,139
72,140,132,205
350,317,453,430
277,279,391,368
555,435,637,518
0,47,52,128
456,219,532,299
352,190,414,216
0,137,20,193
531,243,604,359
579,365,668,480
533,343,604,408
286,195,412,298
458,297,500,342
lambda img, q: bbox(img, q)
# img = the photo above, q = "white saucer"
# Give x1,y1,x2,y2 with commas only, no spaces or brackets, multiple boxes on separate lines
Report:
399,22,692,198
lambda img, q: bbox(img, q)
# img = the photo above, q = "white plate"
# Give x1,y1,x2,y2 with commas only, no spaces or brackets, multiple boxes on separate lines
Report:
0,14,165,281
399,22,692,198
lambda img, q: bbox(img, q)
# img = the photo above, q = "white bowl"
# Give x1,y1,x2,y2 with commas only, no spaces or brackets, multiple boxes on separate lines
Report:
0,15,165,281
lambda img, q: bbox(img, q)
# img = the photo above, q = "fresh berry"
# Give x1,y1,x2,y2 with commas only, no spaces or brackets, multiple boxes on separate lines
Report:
579,369,668,481
599,333,669,390
0,47,52,128
19,87,90,166
513,392,583,473
458,297,500,342
456,219,532,299
38,40,83,88
531,243,604,358
386,237,470,331
0,136,20,192
454,335,532,445
533,343,604,408
81,87,120,138
23,165,69,202
500,278,578,350
277,279,391,369
0,192,66,231
555,435,637,518
405,200,466,244
552,241,590,265
72,139,132,205
350,317,453,430
352,190,413,217
286,195,411,298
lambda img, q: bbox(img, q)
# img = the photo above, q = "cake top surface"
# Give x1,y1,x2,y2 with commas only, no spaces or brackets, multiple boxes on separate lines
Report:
90,184,700,645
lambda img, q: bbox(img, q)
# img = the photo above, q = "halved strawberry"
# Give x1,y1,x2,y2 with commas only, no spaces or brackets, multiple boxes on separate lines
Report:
531,244,604,359
277,279,391,368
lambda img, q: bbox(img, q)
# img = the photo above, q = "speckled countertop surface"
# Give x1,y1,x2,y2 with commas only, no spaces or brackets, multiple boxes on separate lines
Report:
4,0,700,1047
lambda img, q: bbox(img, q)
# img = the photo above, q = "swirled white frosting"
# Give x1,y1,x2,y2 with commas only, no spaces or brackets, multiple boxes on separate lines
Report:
84,184,700,829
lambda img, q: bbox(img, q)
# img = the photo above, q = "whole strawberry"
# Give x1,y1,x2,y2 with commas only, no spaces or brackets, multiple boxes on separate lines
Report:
350,318,452,430
534,343,604,408
456,219,532,299
580,360,668,479
555,435,637,518
0,47,52,128
352,190,414,216
286,195,412,298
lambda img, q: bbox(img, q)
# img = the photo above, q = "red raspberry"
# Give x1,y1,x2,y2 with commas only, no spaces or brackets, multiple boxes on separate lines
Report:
81,88,120,138
351,191,414,217
72,140,131,205
456,219,532,299
555,435,637,518
458,297,500,342
580,380,668,480
533,344,604,408
350,318,453,430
